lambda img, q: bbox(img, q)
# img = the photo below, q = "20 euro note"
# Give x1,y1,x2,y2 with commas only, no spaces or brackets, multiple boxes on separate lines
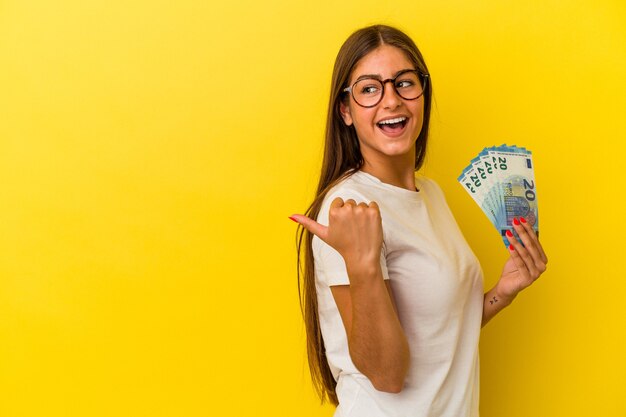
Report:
457,162,499,227
491,147,539,247
458,145,539,249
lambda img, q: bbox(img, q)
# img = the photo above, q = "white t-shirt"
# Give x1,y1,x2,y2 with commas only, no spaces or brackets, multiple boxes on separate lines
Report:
313,171,484,417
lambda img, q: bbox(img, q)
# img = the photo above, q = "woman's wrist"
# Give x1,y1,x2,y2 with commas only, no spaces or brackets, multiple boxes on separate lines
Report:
493,281,517,307
482,283,516,326
345,259,382,285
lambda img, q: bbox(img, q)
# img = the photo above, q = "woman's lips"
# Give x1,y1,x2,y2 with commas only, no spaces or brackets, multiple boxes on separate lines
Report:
377,118,408,137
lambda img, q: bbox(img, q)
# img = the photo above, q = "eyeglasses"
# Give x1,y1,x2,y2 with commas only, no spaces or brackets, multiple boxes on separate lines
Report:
343,70,429,108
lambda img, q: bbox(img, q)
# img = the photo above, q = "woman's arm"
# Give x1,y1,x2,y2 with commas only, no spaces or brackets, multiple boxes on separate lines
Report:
331,272,409,393
481,216,548,327
291,197,410,393
481,282,515,326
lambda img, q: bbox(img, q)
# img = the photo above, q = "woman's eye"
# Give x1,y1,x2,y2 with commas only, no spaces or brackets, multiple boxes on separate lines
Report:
360,85,380,95
396,80,415,89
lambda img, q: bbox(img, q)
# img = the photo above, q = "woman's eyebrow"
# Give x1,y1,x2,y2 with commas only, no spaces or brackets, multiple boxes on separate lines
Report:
353,68,414,82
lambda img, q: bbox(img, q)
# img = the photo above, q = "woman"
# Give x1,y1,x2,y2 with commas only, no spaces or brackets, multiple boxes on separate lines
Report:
290,25,547,417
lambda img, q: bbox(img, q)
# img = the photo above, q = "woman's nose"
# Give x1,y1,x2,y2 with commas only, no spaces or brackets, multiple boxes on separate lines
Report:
380,81,402,108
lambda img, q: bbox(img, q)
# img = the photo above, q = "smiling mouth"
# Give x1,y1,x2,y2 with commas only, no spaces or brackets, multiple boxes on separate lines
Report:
377,116,408,133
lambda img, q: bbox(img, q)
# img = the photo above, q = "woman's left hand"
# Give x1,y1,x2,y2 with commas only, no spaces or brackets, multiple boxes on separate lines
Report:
496,216,548,302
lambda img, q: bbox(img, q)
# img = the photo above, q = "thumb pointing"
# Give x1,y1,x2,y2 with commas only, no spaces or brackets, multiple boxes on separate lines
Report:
289,214,328,242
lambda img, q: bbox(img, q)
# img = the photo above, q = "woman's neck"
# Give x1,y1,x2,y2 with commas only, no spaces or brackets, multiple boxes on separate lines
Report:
360,154,418,191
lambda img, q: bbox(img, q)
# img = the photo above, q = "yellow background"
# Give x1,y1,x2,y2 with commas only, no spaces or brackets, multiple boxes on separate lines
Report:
1,1,625,416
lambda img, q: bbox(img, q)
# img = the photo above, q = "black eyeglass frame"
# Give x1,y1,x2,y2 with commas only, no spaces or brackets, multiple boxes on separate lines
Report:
343,70,429,108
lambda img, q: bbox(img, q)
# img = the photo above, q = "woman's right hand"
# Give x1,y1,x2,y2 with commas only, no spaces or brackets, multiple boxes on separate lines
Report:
292,198,409,392
290,197,383,275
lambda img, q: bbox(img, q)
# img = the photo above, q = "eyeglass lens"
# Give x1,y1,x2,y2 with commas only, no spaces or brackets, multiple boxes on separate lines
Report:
352,72,424,107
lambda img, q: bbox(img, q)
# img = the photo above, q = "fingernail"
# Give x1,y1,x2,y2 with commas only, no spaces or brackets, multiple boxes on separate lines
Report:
509,244,514,251
506,230,513,237
513,218,520,226
288,216,298,223
520,217,527,223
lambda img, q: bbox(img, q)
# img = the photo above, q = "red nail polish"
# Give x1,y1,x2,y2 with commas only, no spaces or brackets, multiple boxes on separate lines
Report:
288,216,298,223
506,230,513,237
509,244,514,251
513,218,520,226
520,217,527,223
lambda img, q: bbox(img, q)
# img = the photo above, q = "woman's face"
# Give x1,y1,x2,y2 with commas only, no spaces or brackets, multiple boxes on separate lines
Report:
340,44,425,164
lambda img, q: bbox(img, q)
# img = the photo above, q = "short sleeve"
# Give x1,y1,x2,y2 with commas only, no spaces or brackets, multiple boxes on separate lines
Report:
312,191,390,287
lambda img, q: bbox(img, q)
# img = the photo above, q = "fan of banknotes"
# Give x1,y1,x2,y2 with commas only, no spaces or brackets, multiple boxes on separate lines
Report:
458,145,539,248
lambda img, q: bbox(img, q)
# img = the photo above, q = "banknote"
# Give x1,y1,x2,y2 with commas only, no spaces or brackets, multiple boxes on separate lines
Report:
458,145,539,248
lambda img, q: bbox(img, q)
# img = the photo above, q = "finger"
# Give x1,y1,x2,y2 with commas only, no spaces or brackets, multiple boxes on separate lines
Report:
520,216,548,264
366,201,381,222
357,202,368,208
512,218,546,273
330,197,345,209
507,243,531,283
344,199,357,206
506,230,539,278
289,214,329,242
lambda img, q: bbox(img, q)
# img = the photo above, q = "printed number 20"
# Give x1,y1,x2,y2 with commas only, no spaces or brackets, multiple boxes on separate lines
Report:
523,179,536,201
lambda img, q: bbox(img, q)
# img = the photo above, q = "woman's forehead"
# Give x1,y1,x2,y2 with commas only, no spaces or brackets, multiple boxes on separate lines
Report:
350,45,414,81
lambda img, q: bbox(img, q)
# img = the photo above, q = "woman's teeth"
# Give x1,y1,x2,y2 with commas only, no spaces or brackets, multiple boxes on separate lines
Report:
377,117,407,131
378,117,407,125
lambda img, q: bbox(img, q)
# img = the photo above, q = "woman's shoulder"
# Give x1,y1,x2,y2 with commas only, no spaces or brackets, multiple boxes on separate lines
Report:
324,171,445,201
415,174,444,193
315,172,374,222
414,174,453,209
324,171,374,201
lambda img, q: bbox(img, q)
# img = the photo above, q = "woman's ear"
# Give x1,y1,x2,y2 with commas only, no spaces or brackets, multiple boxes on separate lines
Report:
339,100,353,126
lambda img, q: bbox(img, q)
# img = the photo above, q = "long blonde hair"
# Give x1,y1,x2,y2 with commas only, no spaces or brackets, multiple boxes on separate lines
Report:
296,24,433,405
